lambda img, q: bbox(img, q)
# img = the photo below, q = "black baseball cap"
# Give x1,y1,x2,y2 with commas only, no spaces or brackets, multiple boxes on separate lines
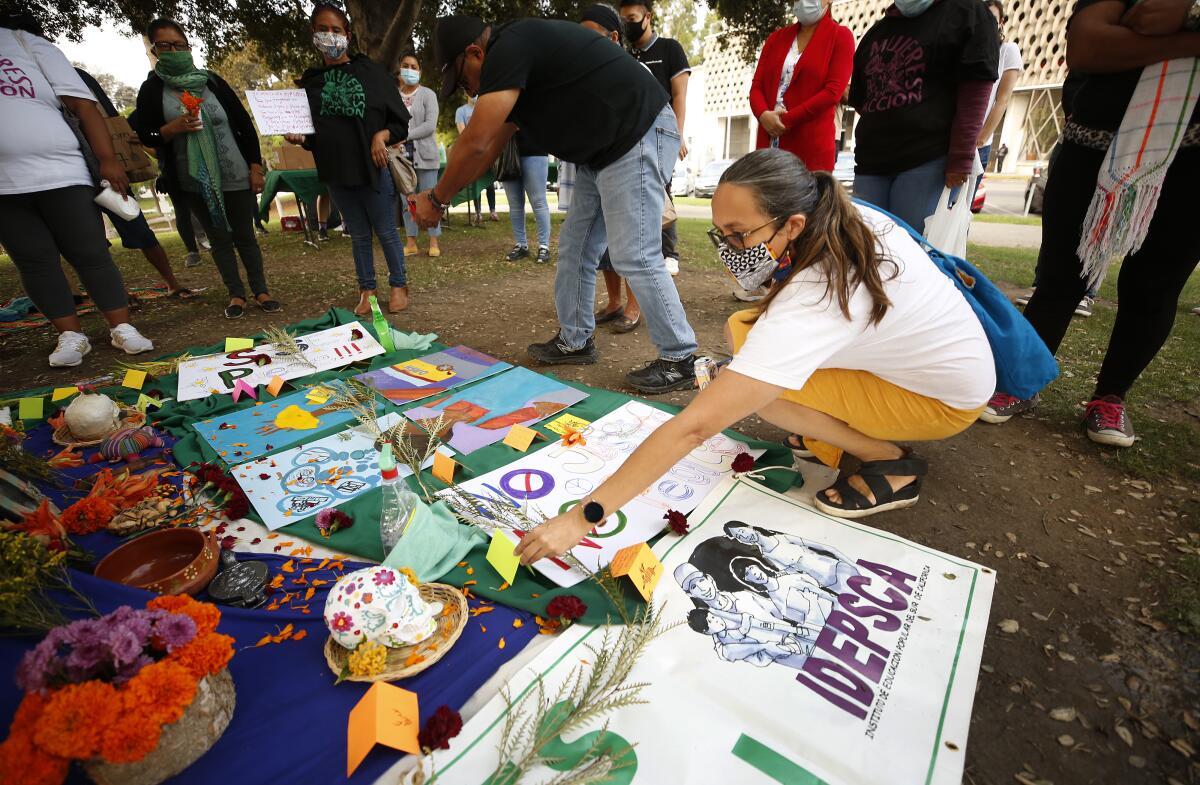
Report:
434,15,487,100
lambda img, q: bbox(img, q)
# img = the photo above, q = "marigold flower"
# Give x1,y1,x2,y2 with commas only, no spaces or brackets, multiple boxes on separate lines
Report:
98,696,163,763
171,633,234,680
148,595,222,636
0,730,69,785
33,680,120,759
124,660,197,726
347,640,388,678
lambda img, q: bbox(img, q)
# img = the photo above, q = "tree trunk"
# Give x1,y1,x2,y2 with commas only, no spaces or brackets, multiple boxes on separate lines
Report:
347,0,422,72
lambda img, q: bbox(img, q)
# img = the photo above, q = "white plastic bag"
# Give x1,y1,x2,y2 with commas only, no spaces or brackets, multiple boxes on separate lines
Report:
922,152,983,258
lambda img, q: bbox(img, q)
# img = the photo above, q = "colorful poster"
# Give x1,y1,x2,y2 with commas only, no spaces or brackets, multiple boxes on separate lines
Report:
353,345,511,405
192,384,375,464
423,479,996,785
441,400,762,586
176,322,384,402
404,367,588,456
231,413,429,530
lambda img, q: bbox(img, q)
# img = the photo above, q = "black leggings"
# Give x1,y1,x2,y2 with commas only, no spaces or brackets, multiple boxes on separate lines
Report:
1023,143,1200,398
472,184,496,214
179,189,268,300
0,185,128,319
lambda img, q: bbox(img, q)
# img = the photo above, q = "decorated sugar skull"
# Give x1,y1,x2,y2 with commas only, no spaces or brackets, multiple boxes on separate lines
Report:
324,566,442,650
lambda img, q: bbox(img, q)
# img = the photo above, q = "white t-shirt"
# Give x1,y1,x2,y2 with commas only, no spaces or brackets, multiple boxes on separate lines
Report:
728,203,995,410
0,28,95,195
986,42,1023,117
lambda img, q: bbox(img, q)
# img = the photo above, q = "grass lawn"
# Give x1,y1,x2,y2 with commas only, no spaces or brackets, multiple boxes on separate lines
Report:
971,213,1042,226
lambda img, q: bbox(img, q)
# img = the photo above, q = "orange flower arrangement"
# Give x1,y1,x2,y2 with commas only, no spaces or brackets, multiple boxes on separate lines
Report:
0,595,234,785
58,496,116,535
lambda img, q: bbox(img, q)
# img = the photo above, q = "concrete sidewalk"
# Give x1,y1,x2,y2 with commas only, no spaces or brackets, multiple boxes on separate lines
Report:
677,202,1041,250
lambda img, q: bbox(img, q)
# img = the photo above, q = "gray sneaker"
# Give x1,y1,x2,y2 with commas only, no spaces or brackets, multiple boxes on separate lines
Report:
1084,395,1136,447
979,392,1038,424
1074,296,1094,317
184,252,203,268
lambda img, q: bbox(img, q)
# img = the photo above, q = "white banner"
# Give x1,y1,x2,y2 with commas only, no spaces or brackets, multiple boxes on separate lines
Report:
441,400,760,587
175,322,384,401
245,89,315,135
426,478,995,785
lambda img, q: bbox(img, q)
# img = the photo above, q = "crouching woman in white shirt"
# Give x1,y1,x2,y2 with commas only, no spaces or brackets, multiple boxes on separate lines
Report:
517,148,994,563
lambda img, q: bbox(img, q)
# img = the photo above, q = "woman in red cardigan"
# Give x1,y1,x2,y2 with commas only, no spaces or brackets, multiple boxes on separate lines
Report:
749,0,853,172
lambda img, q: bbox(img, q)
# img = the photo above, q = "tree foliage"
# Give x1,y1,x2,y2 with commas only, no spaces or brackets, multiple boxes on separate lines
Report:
72,62,138,110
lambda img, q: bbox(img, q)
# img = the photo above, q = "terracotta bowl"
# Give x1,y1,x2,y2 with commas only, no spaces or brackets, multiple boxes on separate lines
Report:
95,528,219,596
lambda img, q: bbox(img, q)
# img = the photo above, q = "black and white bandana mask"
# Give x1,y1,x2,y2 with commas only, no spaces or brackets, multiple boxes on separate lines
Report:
719,242,782,291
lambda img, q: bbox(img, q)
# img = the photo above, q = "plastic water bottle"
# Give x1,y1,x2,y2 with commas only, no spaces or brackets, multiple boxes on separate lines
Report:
368,295,396,353
378,444,418,554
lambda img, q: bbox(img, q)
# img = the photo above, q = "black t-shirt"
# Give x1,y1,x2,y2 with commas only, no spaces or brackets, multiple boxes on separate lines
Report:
849,0,999,175
1065,0,1200,131
515,129,546,158
479,19,669,169
630,35,690,95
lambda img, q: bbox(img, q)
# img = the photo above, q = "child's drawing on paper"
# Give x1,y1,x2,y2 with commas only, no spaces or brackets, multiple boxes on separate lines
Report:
403,367,588,455
354,345,512,404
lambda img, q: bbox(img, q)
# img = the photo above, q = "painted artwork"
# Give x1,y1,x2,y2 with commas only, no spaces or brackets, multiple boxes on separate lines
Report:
441,400,763,586
353,345,512,405
423,478,996,785
231,413,429,531
404,367,588,456
175,322,385,402
192,384,376,463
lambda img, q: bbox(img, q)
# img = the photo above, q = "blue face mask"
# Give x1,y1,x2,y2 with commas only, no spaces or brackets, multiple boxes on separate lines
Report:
894,0,935,16
399,68,420,86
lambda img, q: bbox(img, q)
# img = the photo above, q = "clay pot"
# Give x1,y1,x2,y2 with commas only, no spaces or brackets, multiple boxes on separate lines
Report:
94,528,219,596
83,668,236,785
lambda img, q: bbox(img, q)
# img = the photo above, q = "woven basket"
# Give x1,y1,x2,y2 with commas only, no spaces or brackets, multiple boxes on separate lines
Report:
324,583,467,682
52,406,146,448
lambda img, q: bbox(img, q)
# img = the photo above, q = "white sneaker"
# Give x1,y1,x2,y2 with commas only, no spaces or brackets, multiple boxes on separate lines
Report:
49,331,91,367
665,257,680,276
110,323,154,355
733,285,768,302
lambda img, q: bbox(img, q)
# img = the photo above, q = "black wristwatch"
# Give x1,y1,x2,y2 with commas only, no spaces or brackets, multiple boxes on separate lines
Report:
582,500,605,524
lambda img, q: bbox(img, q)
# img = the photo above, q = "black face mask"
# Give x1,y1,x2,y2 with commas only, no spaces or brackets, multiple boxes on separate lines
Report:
624,18,645,43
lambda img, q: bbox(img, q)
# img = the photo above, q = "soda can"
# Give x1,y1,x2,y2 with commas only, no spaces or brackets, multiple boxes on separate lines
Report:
694,356,717,390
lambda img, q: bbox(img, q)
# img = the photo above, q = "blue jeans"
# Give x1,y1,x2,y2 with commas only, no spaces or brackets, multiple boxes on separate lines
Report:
502,156,551,248
973,144,991,197
328,167,407,290
554,106,697,361
853,156,947,234
402,168,442,238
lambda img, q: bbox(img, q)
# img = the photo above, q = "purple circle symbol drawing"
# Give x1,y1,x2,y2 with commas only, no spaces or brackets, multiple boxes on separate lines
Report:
564,478,594,496
500,468,555,500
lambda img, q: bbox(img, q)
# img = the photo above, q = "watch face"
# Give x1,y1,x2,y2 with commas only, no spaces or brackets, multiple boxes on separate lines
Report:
583,501,604,523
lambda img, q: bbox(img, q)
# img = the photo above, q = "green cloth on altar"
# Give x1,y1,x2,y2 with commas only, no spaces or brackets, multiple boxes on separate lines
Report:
257,168,326,220
382,500,485,583
19,308,794,626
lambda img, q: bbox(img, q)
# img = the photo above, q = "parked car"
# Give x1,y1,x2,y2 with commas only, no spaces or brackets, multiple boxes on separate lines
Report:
671,160,693,197
832,150,855,190
1024,166,1046,214
693,159,735,198
971,175,986,214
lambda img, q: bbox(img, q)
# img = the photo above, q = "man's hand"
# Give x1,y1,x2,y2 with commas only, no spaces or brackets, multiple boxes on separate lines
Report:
513,507,591,565
284,133,307,145
945,171,969,189
412,190,444,229
370,130,390,169
98,158,129,196
249,166,265,194
759,110,787,138
679,139,689,160
1121,0,1192,35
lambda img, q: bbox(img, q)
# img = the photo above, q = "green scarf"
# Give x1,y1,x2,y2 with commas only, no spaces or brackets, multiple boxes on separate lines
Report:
155,51,228,228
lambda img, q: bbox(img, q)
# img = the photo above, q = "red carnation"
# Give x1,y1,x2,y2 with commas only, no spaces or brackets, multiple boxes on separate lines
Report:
731,452,755,473
545,595,587,621
419,705,463,751
663,509,689,535
220,535,237,551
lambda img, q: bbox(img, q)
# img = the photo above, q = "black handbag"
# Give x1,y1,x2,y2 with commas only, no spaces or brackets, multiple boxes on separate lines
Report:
494,137,522,182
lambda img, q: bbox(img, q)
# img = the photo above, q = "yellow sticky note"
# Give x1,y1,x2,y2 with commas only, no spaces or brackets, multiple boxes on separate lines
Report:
609,542,663,602
545,413,591,436
432,451,456,484
135,394,160,413
395,358,455,382
486,529,521,584
502,425,539,452
306,385,333,404
225,337,254,352
347,683,420,777
51,387,79,402
122,369,147,390
266,376,285,397
17,397,43,421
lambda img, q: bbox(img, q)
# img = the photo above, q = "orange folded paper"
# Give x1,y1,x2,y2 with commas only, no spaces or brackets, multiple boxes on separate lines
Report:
347,683,420,776
609,542,663,601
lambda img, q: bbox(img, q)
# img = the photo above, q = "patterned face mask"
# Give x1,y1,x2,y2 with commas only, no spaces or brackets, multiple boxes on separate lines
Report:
718,241,783,291
313,31,349,59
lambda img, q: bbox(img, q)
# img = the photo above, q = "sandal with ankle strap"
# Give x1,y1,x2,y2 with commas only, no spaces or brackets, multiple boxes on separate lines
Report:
813,449,928,519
